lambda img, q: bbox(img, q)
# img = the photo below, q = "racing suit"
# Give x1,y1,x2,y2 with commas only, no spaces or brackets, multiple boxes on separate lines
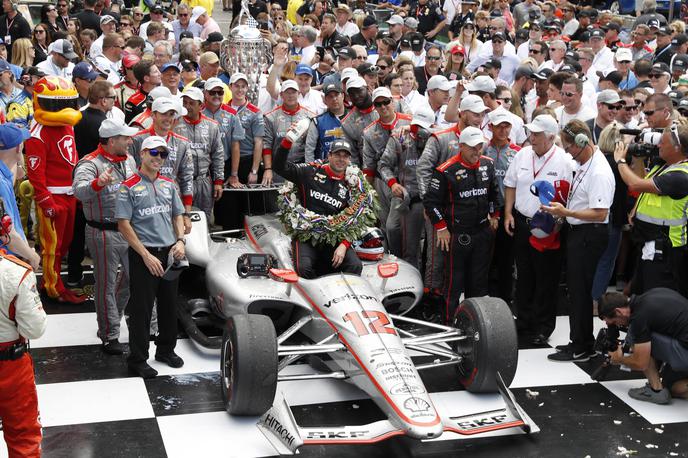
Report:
233,101,269,219
130,108,153,130
378,128,425,269
341,105,377,167
273,138,362,279
263,104,315,161
417,123,461,292
73,145,137,343
114,80,137,111
304,109,347,163
130,127,194,207
174,115,225,219
124,88,148,125
25,122,79,298
423,153,502,322
0,252,47,458
361,112,412,231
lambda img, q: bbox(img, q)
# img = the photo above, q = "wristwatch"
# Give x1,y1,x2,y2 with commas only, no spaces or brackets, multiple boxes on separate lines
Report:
616,158,627,165
176,237,186,245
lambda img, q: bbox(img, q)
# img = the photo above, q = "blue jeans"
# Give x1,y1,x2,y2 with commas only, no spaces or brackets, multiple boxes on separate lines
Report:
592,225,622,301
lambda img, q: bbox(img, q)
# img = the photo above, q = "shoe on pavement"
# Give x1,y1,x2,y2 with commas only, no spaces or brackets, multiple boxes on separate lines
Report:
102,339,124,355
547,349,594,362
155,352,184,368
128,362,158,379
56,290,88,304
628,383,671,404
555,342,573,352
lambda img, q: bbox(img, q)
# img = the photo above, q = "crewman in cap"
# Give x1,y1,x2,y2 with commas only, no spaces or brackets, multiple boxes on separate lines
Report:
341,76,377,166
304,81,347,163
423,126,502,323
73,118,139,355
116,135,187,379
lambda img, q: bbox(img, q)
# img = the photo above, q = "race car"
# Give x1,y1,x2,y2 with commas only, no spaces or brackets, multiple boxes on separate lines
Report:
182,208,538,454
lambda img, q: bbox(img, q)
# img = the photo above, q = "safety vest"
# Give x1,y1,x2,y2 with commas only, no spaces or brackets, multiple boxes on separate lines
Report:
635,161,688,247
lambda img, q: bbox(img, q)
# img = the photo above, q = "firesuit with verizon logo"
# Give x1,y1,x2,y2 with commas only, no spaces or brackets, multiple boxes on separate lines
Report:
423,154,503,320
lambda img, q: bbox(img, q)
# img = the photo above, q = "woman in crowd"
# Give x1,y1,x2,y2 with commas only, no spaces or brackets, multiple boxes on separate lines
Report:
11,39,35,69
497,0,515,35
79,29,97,59
32,24,52,66
67,17,81,37
456,19,482,64
65,34,85,61
303,14,320,29
475,11,491,42
41,4,61,35
400,68,424,109
444,43,468,80
496,84,523,119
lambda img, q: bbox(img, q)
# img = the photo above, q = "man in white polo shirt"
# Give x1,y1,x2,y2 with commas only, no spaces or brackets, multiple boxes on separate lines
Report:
544,119,615,362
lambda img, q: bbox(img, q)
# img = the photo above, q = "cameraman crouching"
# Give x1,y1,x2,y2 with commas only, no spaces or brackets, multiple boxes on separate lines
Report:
599,288,688,404
613,99,688,296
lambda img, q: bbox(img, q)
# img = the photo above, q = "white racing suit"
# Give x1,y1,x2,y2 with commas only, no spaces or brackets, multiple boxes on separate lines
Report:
174,115,225,219
73,146,138,342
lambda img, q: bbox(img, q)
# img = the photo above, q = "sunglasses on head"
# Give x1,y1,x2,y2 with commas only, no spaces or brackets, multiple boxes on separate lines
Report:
148,148,169,158
374,99,392,107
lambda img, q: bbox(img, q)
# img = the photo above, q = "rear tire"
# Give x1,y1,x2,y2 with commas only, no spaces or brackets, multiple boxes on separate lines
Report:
451,297,518,393
221,314,278,415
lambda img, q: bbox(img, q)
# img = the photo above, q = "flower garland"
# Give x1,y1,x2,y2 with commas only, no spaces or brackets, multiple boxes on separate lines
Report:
277,164,379,247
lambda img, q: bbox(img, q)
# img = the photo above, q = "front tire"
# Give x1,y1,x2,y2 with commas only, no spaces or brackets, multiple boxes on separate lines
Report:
221,314,278,415
451,297,518,393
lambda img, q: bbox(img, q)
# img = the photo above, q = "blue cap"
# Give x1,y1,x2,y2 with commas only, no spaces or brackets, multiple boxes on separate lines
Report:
0,60,11,73
72,61,99,81
161,62,180,73
530,180,556,206
529,210,556,238
294,63,313,77
0,123,30,149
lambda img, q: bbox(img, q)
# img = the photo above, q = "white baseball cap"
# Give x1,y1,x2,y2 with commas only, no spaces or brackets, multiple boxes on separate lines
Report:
204,77,225,91
615,48,633,62
148,86,172,100
229,72,249,85
346,76,366,90
341,67,358,83
460,94,488,113
181,87,204,102
100,15,116,25
280,79,298,92
151,97,180,114
427,75,451,92
141,135,168,151
372,86,392,101
525,114,558,134
411,105,435,129
465,75,496,93
191,6,207,22
459,126,486,147
488,107,513,126
99,118,139,138
597,89,622,104
386,14,404,26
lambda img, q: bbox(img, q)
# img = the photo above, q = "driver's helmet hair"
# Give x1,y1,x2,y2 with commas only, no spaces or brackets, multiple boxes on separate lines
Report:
353,227,385,261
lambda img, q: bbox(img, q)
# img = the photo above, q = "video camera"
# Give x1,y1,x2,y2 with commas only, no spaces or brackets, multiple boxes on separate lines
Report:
590,326,630,381
620,128,663,164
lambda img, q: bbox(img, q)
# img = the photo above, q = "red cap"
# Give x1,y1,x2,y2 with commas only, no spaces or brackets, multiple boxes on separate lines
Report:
122,54,141,69
451,44,465,56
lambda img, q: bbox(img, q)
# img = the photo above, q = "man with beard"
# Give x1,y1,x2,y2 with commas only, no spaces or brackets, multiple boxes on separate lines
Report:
413,45,443,95
341,77,377,167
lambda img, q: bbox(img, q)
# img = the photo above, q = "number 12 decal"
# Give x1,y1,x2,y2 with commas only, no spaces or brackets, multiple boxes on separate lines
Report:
343,311,397,336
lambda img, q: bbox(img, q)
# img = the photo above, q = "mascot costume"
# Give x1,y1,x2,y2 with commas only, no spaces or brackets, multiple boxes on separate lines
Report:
25,76,86,304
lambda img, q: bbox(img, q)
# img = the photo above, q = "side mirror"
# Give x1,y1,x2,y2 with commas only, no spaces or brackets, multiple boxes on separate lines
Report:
377,262,399,279
269,268,299,284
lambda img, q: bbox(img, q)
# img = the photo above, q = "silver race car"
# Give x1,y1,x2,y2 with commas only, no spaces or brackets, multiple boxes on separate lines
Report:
182,209,537,454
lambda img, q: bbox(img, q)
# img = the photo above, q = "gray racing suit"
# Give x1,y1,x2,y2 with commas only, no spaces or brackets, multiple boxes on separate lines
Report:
174,115,225,219
263,104,315,168
361,112,412,230
130,127,194,208
202,105,246,162
341,105,378,167
417,123,461,292
72,145,137,342
378,130,425,269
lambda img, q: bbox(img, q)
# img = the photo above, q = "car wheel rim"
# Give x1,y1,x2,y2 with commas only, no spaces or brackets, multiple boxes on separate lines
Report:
222,339,234,402
452,310,478,383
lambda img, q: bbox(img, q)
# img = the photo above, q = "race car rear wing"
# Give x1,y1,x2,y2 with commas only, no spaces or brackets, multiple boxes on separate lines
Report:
257,373,538,455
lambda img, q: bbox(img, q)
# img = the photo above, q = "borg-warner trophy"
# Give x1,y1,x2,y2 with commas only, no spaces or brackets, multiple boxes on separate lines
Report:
220,0,273,104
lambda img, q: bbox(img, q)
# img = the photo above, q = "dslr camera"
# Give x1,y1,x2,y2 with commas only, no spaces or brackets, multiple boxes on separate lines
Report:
591,326,630,381
620,128,662,162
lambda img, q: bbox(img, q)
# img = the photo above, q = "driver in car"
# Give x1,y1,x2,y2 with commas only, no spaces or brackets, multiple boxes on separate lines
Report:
273,121,363,279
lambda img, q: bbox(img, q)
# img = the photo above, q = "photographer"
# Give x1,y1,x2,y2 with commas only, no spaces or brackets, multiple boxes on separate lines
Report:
599,288,688,404
613,104,688,296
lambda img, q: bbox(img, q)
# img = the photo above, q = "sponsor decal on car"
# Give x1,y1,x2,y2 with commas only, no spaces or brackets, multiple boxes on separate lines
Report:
322,293,378,308
263,413,296,447
450,413,509,430
305,430,370,440
403,397,431,413
390,383,426,395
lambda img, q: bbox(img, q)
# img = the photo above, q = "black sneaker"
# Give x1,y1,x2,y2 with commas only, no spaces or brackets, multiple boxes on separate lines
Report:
547,349,594,362
128,362,158,379
155,352,184,368
555,342,573,352
102,339,124,355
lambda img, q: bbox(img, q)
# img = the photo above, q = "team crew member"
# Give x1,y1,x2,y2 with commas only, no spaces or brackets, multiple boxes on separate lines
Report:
423,127,502,322
545,120,615,362
341,77,377,166
304,82,347,163
175,88,225,221
274,124,363,279
124,60,161,124
130,97,194,233
116,135,187,379
73,119,138,355
614,121,688,296
25,76,86,304
0,250,47,457
362,87,412,228
503,115,575,345
114,54,141,109
378,107,434,268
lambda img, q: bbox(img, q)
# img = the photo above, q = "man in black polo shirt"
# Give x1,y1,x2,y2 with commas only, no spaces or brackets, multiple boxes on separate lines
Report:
76,0,102,35
414,45,442,95
0,0,31,62
600,288,688,404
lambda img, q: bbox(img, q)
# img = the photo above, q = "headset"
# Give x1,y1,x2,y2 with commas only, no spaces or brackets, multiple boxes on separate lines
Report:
561,125,590,147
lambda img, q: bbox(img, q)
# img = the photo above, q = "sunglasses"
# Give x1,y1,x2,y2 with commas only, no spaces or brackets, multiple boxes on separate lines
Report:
134,12,144,16
499,97,512,103
492,39,505,44
208,90,224,96
58,3,68,6
373,99,392,107
634,99,645,106
121,22,131,26
35,29,45,33
426,56,441,61
101,95,116,100
529,49,542,54
560,91,576,97
643,110,656,116
47,7,56,12
649,73,666,79
378,65,389,70
178,13,188,16
148,148,169,159
604,104,623,111
624,105,639,111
